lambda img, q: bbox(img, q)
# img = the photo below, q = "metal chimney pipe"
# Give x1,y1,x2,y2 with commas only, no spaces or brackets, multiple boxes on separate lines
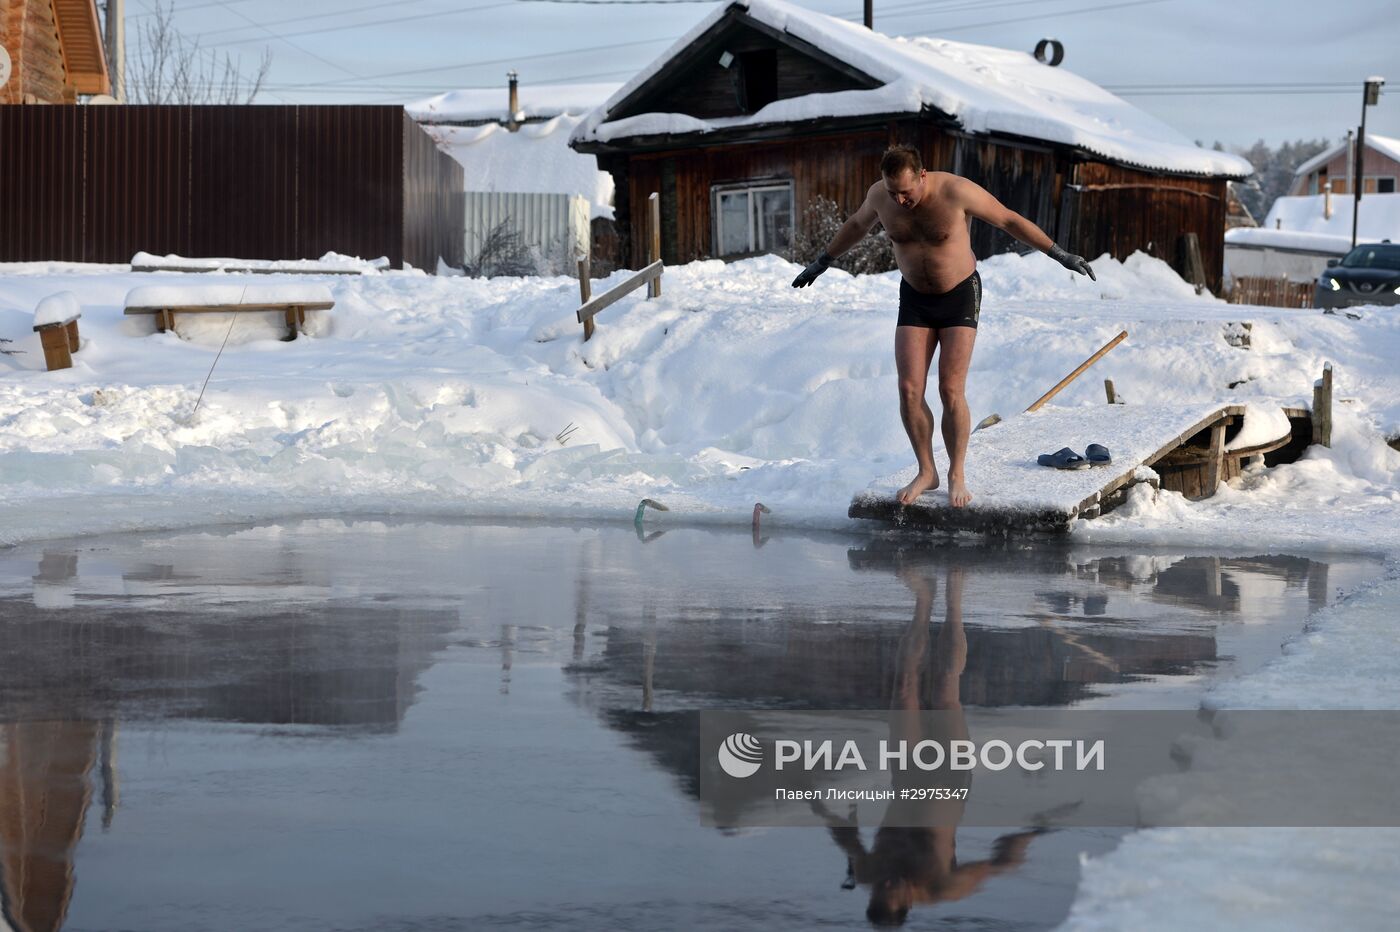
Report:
507,70,520,132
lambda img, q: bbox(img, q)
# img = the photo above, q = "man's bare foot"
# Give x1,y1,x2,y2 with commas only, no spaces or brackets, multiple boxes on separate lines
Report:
896,469,940,505
948,474,973,508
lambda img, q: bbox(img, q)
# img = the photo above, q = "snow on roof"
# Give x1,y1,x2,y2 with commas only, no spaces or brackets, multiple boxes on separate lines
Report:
1223,227,1352,255
406,82,621,124
572,0,1253,178
1293,133,1400,179
423,114,614,219
1252,193,1400,244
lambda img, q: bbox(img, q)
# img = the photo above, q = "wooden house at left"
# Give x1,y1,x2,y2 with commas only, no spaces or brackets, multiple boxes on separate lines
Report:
1,0,109,104
1,1,465,270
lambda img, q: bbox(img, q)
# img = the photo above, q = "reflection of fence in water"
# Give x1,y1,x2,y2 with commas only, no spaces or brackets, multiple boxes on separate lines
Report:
0,596,456,729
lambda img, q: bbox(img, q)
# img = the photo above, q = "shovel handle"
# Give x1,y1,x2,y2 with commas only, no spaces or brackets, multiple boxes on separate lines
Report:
1025,330,1128,413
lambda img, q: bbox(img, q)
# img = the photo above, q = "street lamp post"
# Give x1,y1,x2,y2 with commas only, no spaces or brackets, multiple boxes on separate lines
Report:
1352,76,1385,248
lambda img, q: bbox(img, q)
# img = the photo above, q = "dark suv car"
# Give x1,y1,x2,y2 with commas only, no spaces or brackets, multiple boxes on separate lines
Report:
1315,241,1400,310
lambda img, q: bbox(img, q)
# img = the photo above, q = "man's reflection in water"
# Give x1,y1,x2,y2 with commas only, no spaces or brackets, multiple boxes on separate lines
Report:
815,562,1044,927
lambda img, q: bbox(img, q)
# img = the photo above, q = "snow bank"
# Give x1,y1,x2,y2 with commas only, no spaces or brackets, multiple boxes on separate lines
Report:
1,248,1397,549
33,291,81,327
124,283,334,308
574,0,1253,178
1059,570,1400,931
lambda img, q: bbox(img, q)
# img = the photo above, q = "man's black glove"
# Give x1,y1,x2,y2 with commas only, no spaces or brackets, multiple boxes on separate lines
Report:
792,252,834,288
1047,244,1096,281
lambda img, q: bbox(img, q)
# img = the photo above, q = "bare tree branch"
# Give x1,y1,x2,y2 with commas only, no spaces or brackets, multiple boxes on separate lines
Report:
127,1,272,104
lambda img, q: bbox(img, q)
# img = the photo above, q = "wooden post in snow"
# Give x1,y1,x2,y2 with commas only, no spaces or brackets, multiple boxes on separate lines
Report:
648,192,661,298
1104,379,1117,404
578,257,594,342
1312,362,1333,448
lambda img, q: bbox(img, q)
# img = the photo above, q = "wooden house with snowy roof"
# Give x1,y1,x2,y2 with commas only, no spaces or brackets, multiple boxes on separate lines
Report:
570,0,1253,293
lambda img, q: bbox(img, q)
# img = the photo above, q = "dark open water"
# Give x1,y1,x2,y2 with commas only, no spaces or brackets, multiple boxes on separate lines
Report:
0,519,1383,931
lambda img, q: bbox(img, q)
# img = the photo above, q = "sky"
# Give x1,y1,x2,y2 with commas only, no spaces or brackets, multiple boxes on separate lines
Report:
127,0,1400,150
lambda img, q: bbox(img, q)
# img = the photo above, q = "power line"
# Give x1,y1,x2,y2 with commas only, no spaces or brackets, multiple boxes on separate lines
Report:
199,0,363,80
128,0,266,19
202,2,519,48
909,0,1171,35
197,0,441,39
269,35,674,91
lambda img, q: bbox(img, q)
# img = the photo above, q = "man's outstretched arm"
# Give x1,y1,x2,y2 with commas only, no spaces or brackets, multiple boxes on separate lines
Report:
792,194,880,288
949,176,1096,281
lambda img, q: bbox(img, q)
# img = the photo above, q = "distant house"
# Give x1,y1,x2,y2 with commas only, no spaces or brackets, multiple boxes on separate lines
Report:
1,0,110,103
408,80,620,273
570,0,1251,293
1290,134,1400,196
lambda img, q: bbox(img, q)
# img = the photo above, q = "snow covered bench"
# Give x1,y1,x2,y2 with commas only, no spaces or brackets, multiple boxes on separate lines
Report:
123,284,334,341
129,251,390,275
32,291,83,371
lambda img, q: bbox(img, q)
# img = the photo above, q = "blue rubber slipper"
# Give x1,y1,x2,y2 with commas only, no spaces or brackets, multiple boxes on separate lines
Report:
1085,443,1112,466
1037,447,1090,469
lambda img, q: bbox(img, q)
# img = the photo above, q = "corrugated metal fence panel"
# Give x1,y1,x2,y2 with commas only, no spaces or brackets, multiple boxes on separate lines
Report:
86,106,194,262
464,191,588,275
0,105,463,269
401,111,465,271
189,105,298,262
297,106,401,265
1,105,85,261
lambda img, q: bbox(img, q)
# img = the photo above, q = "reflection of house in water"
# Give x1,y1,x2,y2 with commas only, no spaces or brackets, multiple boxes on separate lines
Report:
564,547,1335,804
0,721,116,932
0,549,461,932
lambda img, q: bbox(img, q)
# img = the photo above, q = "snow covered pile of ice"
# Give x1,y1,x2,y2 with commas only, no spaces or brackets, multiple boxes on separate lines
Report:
1,247,1398,548
574,0,1253,178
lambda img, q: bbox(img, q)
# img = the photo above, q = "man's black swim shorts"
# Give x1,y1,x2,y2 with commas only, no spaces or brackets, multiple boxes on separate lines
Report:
897,270,981,329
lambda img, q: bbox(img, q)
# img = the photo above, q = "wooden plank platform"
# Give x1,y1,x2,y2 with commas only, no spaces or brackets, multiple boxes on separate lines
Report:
849,403,1247,534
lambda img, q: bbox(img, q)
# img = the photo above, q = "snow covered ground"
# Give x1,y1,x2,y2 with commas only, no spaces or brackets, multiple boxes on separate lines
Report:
2,248,1396,551
3,248,1400,927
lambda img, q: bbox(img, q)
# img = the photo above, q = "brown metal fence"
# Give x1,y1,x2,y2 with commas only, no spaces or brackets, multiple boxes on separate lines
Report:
0,105,463,269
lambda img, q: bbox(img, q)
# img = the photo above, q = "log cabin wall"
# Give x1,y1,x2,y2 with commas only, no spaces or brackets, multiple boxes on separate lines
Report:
3,0,72,104
608,121,1227,294
621,121,958,267
1065,162,1227,293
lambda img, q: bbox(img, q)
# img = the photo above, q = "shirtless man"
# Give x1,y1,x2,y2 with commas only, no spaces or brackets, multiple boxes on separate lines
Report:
792,145,1096,507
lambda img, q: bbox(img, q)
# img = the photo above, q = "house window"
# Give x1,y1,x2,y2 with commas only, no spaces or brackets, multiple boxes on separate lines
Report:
711,181,794,257
1378,177,1397,194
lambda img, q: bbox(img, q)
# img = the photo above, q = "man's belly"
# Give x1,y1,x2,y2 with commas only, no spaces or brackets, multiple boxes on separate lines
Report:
894,244,977,295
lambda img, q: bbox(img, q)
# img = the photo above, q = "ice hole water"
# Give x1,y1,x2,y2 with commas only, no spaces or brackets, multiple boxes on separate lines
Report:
0,519,1384,931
